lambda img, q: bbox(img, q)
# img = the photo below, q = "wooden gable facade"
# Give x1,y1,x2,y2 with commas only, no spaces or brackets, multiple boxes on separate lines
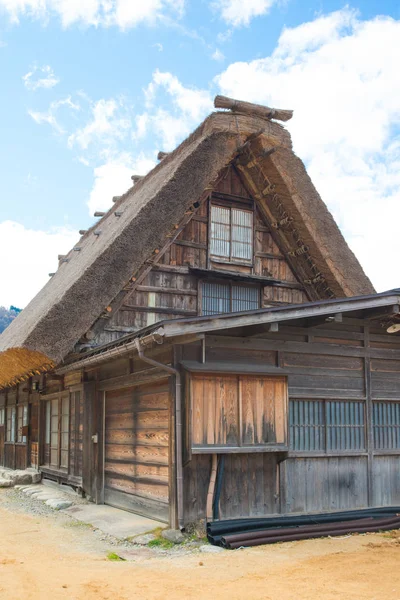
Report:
90,166,310,349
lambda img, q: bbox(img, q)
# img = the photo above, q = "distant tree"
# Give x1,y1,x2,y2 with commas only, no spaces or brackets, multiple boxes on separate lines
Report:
0,306,22,334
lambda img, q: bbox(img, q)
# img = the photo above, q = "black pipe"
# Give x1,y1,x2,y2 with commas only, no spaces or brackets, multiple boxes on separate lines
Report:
225,517,400,549
207,507,400,545
207,506,400,538
222,517,377,544
213,455,225,520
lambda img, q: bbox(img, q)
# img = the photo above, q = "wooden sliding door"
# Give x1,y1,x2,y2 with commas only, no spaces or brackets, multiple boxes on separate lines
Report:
104,380,170,522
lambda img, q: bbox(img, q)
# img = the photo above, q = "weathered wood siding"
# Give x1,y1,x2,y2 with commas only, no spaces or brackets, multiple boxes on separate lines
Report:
95,167,309,346
281,457,368,513
180,320,400,523
189,374,287,450
104,379,170,522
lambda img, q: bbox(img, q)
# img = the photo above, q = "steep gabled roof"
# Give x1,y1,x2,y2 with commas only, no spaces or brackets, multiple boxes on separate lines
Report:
0,100,374,388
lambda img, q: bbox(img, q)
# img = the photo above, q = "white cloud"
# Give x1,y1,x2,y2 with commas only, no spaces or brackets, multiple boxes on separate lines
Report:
215,8,400,291
68,98,131,150
28,96,80,133
0,220,78,308
0,0,185,28
211,48,225,62
22,64,59,91
140,70,213,149
87,153,156,214
213,0,278,27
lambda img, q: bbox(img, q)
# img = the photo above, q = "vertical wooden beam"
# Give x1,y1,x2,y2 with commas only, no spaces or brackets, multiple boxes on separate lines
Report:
96,387,105,504
170,346,182,529
82,380,96,501
364,324,374,507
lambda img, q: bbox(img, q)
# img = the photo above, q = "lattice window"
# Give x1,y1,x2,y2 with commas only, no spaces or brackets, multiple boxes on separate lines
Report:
16,404,28,443
373,402,400,449
6,406,15,442
210,205,253,263
43,394,70,470
290,400,365,452
201,281,260,316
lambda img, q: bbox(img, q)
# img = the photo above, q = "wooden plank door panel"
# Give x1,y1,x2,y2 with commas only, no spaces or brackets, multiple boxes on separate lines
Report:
104,382,170,522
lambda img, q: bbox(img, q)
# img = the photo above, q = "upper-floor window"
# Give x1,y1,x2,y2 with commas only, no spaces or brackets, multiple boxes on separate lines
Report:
210,205,253,263
201,280,260,315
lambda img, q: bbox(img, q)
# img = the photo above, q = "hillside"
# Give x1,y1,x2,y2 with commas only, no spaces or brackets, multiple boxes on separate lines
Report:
0,306,21,334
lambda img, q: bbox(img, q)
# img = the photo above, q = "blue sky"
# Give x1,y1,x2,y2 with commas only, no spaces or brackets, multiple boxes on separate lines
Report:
0,0,399,307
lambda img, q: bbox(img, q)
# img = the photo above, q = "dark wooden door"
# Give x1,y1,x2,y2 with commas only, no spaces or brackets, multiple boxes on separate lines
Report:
104,381,170,522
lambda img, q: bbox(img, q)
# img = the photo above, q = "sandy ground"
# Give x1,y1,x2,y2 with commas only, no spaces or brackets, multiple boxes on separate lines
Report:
1,490,400,600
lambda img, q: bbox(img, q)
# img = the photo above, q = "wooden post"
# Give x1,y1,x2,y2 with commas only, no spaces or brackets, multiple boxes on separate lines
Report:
364,324,374,507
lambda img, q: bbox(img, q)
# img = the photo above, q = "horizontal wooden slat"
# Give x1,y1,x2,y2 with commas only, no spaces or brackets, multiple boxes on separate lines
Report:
104,488,168,522
105,461,168,481
105,442,169,463
105,475,168,500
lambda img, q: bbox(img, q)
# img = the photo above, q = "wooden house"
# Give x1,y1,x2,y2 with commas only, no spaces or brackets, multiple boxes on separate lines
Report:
1,96,399,529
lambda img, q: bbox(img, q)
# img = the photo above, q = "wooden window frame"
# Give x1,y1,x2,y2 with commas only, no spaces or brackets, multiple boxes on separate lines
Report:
16,404,28,444
199,278,261,316
289,398,366,454
372,400,400,451
209,201,254,266
5,406,16,443
41,392,70,472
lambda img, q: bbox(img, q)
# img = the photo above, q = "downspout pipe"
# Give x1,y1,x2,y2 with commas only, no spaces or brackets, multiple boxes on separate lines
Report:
134,339,184,531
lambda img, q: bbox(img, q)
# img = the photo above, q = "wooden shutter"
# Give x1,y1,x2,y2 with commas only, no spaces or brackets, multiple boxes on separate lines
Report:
190,374,288,452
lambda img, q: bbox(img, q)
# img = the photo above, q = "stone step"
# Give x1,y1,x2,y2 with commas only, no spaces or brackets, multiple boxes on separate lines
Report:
0,478,13,488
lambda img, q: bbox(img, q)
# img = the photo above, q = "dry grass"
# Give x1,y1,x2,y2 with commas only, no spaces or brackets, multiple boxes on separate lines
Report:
0,347,54,389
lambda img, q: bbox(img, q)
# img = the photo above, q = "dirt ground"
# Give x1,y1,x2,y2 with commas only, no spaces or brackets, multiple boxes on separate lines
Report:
1,490,400,600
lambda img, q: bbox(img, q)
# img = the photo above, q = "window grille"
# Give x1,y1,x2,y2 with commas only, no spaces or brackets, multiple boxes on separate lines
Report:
202,281,259,316
44,394,70,469
373,402,400,450
290,400,365,452
0,407,4,426
17,404,28,443
210,205,253,263
6,406,16,442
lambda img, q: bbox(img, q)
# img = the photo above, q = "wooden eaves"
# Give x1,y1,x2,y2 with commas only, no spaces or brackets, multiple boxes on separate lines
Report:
57,290,400,372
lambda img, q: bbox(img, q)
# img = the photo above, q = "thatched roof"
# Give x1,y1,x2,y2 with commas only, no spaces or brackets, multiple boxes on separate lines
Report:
0,99,374,388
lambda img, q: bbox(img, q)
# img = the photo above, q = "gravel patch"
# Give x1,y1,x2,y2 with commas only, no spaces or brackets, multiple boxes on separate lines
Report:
0,488,214,560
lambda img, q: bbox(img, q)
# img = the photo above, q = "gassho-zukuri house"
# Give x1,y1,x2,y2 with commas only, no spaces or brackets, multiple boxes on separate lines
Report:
1,95,400,530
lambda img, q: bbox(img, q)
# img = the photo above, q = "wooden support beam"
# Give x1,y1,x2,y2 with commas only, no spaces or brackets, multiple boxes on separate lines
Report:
135,285,197,296
121,305,197,316
214,95,293,122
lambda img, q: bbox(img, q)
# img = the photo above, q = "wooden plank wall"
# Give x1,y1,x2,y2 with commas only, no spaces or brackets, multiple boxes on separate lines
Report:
183,453,280,522
180,319,400,522
95,167,308,346
104,379,170,522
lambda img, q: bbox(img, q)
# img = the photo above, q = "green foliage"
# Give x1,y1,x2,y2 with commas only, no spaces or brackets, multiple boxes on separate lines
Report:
0,306,22,334
106,552,126,561
147,538,174,550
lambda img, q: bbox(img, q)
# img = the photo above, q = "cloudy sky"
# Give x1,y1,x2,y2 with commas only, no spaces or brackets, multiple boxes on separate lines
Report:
0,0,399,308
